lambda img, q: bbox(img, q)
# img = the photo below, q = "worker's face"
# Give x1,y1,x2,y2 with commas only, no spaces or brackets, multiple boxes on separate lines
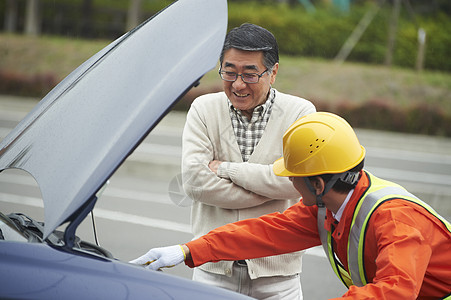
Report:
290,177,317,206
220,48,278,119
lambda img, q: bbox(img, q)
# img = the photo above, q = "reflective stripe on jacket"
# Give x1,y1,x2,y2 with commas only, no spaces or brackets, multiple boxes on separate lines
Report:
318,171,451,289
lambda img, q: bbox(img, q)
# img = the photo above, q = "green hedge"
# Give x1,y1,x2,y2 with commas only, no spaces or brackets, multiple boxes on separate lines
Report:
333,99,451,137
0,70,57,98
227,2,451,71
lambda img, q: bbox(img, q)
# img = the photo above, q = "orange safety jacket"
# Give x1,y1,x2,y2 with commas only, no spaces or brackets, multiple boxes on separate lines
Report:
186,171,451,299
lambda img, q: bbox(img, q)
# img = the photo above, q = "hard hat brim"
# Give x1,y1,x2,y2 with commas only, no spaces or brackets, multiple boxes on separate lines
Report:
273,157,297,177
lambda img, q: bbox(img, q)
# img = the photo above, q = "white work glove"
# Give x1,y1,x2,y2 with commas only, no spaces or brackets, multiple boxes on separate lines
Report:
129,245,186,271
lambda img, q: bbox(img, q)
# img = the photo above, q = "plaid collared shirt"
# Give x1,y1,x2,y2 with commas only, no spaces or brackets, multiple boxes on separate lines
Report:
228,89,276,162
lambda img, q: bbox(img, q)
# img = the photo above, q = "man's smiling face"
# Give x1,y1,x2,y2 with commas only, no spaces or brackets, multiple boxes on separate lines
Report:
221,48,278,119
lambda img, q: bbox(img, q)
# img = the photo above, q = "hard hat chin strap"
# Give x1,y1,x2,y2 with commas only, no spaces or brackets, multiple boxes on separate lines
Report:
304,172,358,208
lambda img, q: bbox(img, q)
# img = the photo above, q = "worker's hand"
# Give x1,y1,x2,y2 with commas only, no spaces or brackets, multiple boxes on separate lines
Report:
129,245,186,270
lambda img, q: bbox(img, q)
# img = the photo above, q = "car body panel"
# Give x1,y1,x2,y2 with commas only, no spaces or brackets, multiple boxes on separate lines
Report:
0,241,251,299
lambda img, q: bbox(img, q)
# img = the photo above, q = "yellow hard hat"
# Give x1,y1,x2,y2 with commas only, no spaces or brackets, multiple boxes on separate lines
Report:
273,112,365,177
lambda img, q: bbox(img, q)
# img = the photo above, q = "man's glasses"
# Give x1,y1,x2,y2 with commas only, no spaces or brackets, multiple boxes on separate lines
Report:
219,69,269,84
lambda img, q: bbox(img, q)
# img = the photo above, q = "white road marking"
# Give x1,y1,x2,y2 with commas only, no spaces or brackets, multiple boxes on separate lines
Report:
0,192,190,234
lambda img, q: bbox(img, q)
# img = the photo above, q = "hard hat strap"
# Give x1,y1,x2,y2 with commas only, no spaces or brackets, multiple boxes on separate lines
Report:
339,171,360,186
304,177,322,206
304,174,341,208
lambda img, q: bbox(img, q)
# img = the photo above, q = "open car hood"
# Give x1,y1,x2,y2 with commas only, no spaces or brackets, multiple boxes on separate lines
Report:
0,0,227,239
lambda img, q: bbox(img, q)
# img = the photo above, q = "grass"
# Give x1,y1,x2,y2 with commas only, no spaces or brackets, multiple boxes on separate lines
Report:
0,34,108,79
1,32,450,114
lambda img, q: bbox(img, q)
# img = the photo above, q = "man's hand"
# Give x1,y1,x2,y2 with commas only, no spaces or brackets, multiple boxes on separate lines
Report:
129,245,186,270
208,160,223,174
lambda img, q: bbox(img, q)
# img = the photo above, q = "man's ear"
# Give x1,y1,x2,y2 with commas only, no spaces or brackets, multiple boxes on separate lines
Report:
270,63,279,85
311,176,325,195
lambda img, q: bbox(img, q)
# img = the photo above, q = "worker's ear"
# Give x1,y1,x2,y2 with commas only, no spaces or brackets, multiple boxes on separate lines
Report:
311,176,325,195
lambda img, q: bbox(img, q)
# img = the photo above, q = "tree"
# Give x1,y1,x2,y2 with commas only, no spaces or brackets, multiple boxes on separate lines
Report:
384,0,401,66
127,0,143,31
24,0,41,36
4,0,18,33
80,0,94,38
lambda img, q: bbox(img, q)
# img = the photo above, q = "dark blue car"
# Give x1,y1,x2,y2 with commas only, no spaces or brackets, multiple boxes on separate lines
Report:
0,0,253,299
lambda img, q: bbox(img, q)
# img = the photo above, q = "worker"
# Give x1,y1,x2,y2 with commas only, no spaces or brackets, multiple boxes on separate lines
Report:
131,112,451,299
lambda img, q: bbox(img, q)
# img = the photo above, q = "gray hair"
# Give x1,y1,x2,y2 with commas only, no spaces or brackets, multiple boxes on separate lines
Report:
219,23,279,70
